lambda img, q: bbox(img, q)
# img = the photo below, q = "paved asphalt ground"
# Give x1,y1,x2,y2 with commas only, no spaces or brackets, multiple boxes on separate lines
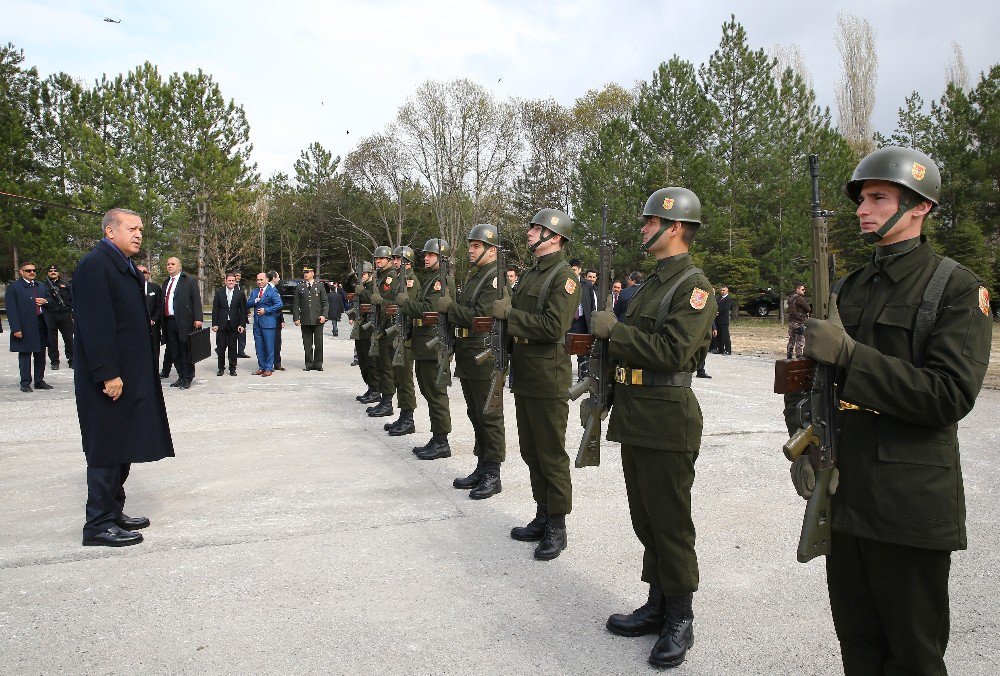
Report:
1,320,997,675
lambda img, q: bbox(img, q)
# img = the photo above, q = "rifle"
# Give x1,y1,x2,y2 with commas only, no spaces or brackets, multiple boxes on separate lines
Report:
568,204,614,468
387,258,409,367
475,238,508,414
774,154,837,563
363,256,382,358
425,244,455,387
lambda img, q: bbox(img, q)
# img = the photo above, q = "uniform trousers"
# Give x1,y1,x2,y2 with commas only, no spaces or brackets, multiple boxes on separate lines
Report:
415,358,451,435
164,317,194,380
300,323,324,368
216,327,239,369
827,531,951,676
513,394,571,514
377,332,397,396
84,463,130,536
356,335,377,390
393,343,417,410
621,444,699,596
459,377,504,462
46,312,73,365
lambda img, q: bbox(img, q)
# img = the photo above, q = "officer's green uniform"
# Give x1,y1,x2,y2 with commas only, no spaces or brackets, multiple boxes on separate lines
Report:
401,265,453,437
508,249,580,516
353,275,378,394
605,253,715,596
374,264,397,399
447,261,505,463
387,265,420,413
292,277,329,370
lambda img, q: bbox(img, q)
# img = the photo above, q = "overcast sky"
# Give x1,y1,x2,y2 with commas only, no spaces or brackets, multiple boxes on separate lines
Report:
6,0,998,178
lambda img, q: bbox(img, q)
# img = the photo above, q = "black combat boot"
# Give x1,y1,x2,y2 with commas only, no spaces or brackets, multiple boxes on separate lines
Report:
360,390,381,404
453,461,484,488
468,462,501,499
695,369,712,379
412,436,435,454
356,387,374,402
533,513,567,560
416,435,451,459
388,410,415,436
367,394,394,417
384,412,405,431
606,585,666,637
510,504,548,541
649,593,694,669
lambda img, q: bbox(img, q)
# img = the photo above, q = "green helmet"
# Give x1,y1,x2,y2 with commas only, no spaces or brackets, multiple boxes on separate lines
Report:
467,223,499,247
356,261,373,274
642,187,702,225
373,245,393,259
422,238,451,256
392,245,415,263
843,146,941,206
530,208,573,242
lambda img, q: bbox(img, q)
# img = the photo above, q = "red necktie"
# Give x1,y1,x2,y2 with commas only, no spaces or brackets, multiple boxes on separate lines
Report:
31,283,41,315
258,288,264,301
164,277,175,316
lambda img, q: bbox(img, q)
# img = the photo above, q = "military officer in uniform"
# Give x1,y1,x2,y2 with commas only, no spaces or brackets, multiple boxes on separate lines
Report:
787,147,992,675
380,246,421,434
436,225,506,498
293,265,329,371
366,246,397,417
352,262,379,403
492,209,580,560
400,239,455,457
590,188,714,669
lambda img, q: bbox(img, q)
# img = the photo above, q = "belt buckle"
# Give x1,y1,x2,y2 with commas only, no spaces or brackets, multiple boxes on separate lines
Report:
631,369,643,386
615,367,627,384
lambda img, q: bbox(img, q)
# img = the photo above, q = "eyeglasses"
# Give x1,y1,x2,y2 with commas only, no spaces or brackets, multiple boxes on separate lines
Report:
139,270,149,275
23,269,36,273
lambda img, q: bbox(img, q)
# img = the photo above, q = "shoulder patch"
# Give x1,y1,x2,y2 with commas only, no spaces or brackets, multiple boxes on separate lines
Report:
980,286,991,316
491,277,498,288
385,276,393,286
690,287,709,310
406,279,414,288
434,280,441,292
565,278,577,294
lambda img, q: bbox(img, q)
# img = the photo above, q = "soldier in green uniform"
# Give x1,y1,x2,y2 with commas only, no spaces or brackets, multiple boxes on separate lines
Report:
351,262,380,403
492,209,580,559
293,265,329,371
435,224,505,499
367,246,396,417
400,239,455,456
382,246,421,434
591,188,715,669
788,147,992,675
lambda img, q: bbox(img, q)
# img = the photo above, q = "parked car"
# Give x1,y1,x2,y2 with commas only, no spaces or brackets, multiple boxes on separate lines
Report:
740,288,782,317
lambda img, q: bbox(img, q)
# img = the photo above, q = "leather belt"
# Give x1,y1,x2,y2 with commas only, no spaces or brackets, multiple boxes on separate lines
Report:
614,367,692,387
412,319,425,327
454,327,490,337
839,400,879,414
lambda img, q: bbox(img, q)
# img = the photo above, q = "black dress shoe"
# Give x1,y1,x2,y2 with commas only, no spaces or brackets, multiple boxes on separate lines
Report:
275,366,285,371
303,367,312,371
170,379,184,387
82,525,143,547
68,360,73,368
160,372,171,379
695,370,712,379
649,595,694,669
217,369,225,376
180,379,192,389
230,368,237,376
51,362,60,370
315,366,323,371
534,516,567,561
350,358,359,366
115,514,151,530
453,462,484,488
469,465,501,499
20,384,32,393
511,504,547,541
607,585,666,637
34,381,54,390
238,353,251,359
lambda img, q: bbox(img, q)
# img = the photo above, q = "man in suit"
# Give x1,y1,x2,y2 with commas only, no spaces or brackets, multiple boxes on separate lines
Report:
609,279,623,311
266,270,286,370
248,272,282,376
568,258,598,381
327,282,346,336
293,265,329,370
74,208,174,547
714,286,735,355
161,257,202,389
211,273,247,376
614,271,645,320
233,271,251,358
137,265,163,367
5,261,52,392
42,264,73,369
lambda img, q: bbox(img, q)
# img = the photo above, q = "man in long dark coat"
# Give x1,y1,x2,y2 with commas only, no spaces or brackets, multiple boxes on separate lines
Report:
5,261,51,392
73,208,174,547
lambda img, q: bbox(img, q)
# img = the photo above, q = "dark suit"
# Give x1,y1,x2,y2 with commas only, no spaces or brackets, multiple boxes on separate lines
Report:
73,239,173,537
5,277,49,386
715,293,735,354
614,283,642,320
271,284,286,368
328,288,346,335
143,280,163,365
569,281,598,377
161,273,202,381
211,286,247,369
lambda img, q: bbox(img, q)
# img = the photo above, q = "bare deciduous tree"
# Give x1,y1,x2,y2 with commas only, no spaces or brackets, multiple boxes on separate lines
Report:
835,13,878,155
944,41,969,92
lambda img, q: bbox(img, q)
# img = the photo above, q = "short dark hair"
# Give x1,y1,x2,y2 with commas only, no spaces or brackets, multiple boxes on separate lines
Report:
568,258,582,267
628,271,645,284
505,265,518,274
585,269,597,277
266,270,279,282
679,223,699,246
20,260,36,270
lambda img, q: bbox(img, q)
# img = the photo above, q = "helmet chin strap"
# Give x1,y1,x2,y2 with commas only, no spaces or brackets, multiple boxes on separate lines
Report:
642,219,674,251
472,244,492,267
861,196,918,245
528,228,556,253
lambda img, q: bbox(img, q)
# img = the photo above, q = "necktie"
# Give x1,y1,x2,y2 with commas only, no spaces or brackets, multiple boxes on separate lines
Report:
258,288,264,301
31,282,41,315
164,277,175,316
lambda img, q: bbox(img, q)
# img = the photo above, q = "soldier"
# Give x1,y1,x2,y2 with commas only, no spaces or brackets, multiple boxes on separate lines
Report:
435,225,505,498
351,262,380,403
787,147,991,675
592,188,715,669
492,209,579,560
43,264,73,369
381,246,421,434
293,265,329,371
400,239,454,456
785,282,810,359
366,246,396,417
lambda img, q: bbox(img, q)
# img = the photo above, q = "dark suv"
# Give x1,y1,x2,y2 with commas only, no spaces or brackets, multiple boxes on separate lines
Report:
740,288,782,317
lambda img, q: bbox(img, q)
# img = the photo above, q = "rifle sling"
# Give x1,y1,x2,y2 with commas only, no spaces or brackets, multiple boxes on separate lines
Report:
652,267,703,333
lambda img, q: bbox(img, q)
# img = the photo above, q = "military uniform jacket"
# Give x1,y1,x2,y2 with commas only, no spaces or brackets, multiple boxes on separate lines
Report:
292,280,329,325
384,266,421,335
448,263,502,381
831,239,991,552
43,277,73,315
401,268,455,361
507,250,580,399
606,254,716,452
353,277,375,339
786,293,811,324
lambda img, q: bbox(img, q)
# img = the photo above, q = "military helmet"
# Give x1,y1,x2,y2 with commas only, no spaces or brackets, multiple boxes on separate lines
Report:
373,245,393,259
422,238,451,256
467,223,499,247
529,208,573,242
642,187,702,226
357,261,373,274
843,146,941,207
392,245,416,263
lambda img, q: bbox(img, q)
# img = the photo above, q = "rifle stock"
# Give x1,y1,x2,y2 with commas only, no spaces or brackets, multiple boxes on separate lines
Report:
482,242,508,415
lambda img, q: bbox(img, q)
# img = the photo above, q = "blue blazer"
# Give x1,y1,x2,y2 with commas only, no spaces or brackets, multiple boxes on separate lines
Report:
6,278,49,353
246,285,283,329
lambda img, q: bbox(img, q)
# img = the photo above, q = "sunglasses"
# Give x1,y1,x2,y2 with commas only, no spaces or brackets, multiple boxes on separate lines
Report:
23,268,36,273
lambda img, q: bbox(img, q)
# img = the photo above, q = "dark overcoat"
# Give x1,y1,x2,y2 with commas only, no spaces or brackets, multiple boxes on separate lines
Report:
5,278,49,353
73,240,174,466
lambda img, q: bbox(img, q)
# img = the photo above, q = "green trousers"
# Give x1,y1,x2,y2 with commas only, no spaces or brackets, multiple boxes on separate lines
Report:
377,333,396,397
460,377,505,463
300,324,324,368
355,336,377,390
513,394,570,514
392,343,416,411
415,358,451,435
621,444,699,596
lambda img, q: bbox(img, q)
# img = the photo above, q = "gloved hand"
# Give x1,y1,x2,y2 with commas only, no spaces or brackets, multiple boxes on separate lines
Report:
436,293,453,314
804,293,855,367
491,296,511,319
790,456,840,499
354,284,364,296
370,290,383,306
346,308,357,320
395,290,408,304
590,310,617,339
